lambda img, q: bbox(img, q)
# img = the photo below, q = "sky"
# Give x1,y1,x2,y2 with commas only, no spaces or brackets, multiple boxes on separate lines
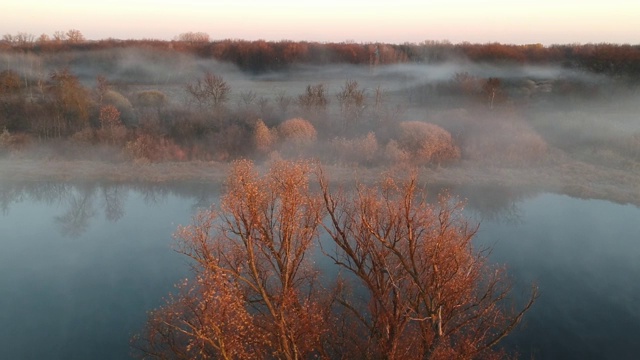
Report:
1,0,638,45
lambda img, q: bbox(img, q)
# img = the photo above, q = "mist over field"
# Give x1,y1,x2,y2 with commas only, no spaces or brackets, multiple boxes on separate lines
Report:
2,41,639,192
2,37,640,360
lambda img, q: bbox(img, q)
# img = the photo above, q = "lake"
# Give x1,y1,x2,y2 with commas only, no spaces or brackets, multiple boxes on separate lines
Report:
1,181,639,359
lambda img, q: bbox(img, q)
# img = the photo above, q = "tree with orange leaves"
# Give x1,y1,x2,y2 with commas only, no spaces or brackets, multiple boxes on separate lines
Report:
318,170,537,359
134,160,329,359
135,161,536,359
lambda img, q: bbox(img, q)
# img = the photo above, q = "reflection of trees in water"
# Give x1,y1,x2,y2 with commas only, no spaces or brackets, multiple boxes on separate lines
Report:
0,181,71,214
55,185,97,238
447,185,538,224
101,184,127,222
188,186,219,212
0,183,25,215
0,180,221,237
129,182,220,212
137,184,171,206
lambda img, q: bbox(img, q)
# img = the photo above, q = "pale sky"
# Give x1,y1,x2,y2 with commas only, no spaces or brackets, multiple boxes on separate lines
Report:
1,0,638,45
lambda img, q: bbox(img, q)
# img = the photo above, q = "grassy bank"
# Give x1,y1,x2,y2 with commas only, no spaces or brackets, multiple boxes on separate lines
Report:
2,157,639,207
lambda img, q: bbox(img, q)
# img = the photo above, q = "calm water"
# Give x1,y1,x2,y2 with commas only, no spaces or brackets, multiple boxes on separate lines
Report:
1,182,639,359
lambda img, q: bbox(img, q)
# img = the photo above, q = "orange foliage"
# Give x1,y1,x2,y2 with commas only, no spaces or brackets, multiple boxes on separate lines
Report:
136,161,536,359
397,121,461,165
278,118,317,145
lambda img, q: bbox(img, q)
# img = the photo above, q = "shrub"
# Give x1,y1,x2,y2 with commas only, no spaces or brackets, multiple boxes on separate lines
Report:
0,128,31,152
133,90,168,108
71,127,96,144
102,90,135,125
125,133,186,162
297,84,328,113
397,121,460,165
330,132,379,165
383,139,410,164
0,70,21,94
253,119,276,154
99,105,121,129
278,118,317,145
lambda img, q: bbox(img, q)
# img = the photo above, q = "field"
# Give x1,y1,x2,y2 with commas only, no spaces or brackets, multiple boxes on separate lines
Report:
1,42,640,205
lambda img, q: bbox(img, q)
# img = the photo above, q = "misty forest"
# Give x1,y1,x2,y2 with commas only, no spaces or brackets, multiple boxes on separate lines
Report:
2,31,640,360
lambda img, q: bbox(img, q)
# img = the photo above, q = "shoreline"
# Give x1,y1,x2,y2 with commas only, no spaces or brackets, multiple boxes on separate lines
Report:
2,158,639,207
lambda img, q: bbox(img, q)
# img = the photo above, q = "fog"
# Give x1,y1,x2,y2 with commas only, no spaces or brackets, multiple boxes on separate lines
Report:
1,43,640,359
2,44,639,198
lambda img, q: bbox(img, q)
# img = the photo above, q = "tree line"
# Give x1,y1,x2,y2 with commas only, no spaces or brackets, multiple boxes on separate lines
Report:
2,30,640,78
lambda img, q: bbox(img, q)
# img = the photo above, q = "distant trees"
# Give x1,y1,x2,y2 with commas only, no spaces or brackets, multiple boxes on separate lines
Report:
174,32,210,43
1,32,639,78
482,78,502,109
336,80,366,131
185,72,231,111
2,32,35,46
297,84,328,116
0,29,86,45
47,69,92,136
65,29,85,43
134,160,536,359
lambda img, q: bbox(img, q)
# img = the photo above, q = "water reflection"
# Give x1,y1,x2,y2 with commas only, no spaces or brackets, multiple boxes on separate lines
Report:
0,181,199,360
433,183,538,224
102,184,127,222
55,186,98,238
0,181,221,237
2,180,640,359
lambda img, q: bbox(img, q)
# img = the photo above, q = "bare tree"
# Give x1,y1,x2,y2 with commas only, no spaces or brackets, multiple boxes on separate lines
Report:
336,80,366,130
36,33,50,44
482,78,502,109
65,29,85,43
52,30,66,43
318,170,537,359
185,72,231,110
297,84,328,116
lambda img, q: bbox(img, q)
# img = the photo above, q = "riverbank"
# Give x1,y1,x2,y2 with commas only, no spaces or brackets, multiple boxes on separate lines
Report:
2,157,639,207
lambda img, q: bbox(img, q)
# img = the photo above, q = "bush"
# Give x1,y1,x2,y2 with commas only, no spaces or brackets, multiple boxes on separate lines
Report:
330,132,379,165
0,70,21,94
278,118,317,145
133,90,168,108
253,119,276,154
102,90,135,125
383,139,410,164
397,121,460,165
0,128,30,152
125,133,186,162
71,127,96,144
